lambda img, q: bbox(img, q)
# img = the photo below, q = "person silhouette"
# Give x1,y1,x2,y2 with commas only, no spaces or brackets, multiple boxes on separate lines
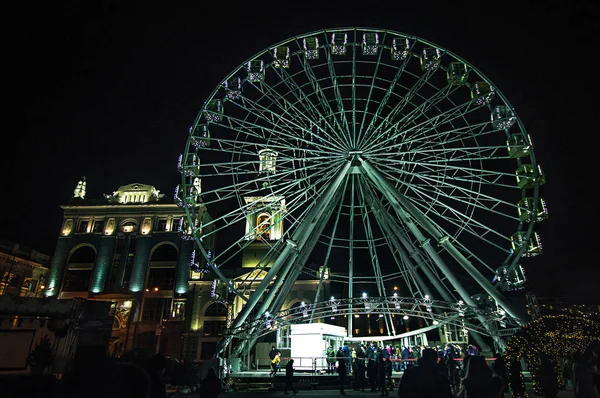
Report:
200,368,222,398
284,359,298,395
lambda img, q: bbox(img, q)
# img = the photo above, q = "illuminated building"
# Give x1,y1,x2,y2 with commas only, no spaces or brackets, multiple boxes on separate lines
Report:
0,239,49,297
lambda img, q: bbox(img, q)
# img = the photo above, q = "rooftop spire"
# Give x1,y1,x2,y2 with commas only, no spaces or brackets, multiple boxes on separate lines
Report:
73,177,86,199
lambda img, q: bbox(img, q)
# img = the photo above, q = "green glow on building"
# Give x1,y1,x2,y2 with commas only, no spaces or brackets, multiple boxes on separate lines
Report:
130,237,152,292
45,238,71,296
175,240,194,294
90,237,116,293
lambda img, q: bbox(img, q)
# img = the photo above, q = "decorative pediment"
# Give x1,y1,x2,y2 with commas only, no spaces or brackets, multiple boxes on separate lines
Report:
104,183,165,204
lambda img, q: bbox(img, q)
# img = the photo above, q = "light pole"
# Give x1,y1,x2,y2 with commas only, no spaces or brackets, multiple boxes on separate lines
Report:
155,289,165,355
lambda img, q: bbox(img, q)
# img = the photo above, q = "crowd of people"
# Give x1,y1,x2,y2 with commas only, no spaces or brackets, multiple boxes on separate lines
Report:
269,341,600,397
324,342,499,397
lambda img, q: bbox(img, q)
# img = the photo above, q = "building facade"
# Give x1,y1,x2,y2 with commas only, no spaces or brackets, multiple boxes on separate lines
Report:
0,239,49,297
44,180,210,359
43,180,328,362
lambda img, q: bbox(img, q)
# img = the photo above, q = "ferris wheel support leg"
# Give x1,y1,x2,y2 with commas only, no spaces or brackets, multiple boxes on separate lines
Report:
360,161,499,347
227,161,352,354
237,192,343,357
438,238,527,323
383,213,456,303
360,158,527,324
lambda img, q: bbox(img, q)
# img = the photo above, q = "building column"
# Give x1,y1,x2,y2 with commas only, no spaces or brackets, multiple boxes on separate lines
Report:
90,235,116,293
45,237,71,297
129,237,152,292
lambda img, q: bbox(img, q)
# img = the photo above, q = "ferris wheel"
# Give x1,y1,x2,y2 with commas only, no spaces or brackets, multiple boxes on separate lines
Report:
179,28,547,349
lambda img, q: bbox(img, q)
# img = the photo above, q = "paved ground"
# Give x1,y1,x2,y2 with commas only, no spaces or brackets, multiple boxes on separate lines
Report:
179,382,577,398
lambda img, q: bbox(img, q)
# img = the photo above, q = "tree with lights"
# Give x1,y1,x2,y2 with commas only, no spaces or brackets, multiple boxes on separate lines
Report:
504,315,600,397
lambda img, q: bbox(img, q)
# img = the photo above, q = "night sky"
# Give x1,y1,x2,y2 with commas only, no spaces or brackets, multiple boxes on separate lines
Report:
10,1,599,300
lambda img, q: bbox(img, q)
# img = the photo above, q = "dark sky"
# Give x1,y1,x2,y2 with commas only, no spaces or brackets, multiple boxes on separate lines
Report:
10,1,599,299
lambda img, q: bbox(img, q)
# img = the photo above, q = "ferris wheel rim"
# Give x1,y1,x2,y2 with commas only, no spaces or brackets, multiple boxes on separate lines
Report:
181,27,544,327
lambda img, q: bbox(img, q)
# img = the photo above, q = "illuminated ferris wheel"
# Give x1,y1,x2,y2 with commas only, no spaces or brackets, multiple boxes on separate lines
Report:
178,27,547,350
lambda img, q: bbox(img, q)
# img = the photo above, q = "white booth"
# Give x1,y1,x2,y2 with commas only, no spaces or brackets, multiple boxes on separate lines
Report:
290,323,347,371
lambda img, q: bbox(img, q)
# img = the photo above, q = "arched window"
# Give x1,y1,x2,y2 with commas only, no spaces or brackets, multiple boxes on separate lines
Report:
147,244,178,291
205,302,228,316
203,302,227,337
68,246,96,264
63,246,96,292
256,212,271,240
150,244,178,262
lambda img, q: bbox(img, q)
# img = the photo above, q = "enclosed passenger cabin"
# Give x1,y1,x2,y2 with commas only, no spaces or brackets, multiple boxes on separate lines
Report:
191,124,210,148
247,60,265,82
177,153,201,178
258,149,278,174
516,164,546,189
511,231,543,257
496,265,527,291
491,106,517,129
391,38,410,61
224,77,242,100
517,197,548,223
204,99,223,122
274,46,290,69
178,215,199,241
331,33,348,55
303,37,319,59
507,133,532,158
470,81,495,105
420,48,441,71
447,62,468,85
362,32,379,55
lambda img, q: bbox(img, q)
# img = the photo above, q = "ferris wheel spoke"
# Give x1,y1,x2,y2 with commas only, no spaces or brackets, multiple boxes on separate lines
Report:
295,55,353,148
198,157,340,200
325,48,351,140
402,183,516,249
254,68,348,150
376,157,515,184
233,96,314,143
361,68,438,151
243,74,314,128
406,121,494,154
219,110,338,156
358,39,414,149
377,161,519,205
396,144,507,163
400,111,489,152
393,85,464,134
383,162,518,220
400,181,518,227
370,99,481,154
351,34,357,147
366,83,457,152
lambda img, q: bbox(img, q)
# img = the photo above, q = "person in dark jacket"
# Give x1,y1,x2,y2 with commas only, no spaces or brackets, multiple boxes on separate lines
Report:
200,368,222,398
284,359,298,395
491,353,509,398
537,353,559,398
459,355,504,398
147,354,167,398
397,348,453,398
378,356,389,396
337,347,347,395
